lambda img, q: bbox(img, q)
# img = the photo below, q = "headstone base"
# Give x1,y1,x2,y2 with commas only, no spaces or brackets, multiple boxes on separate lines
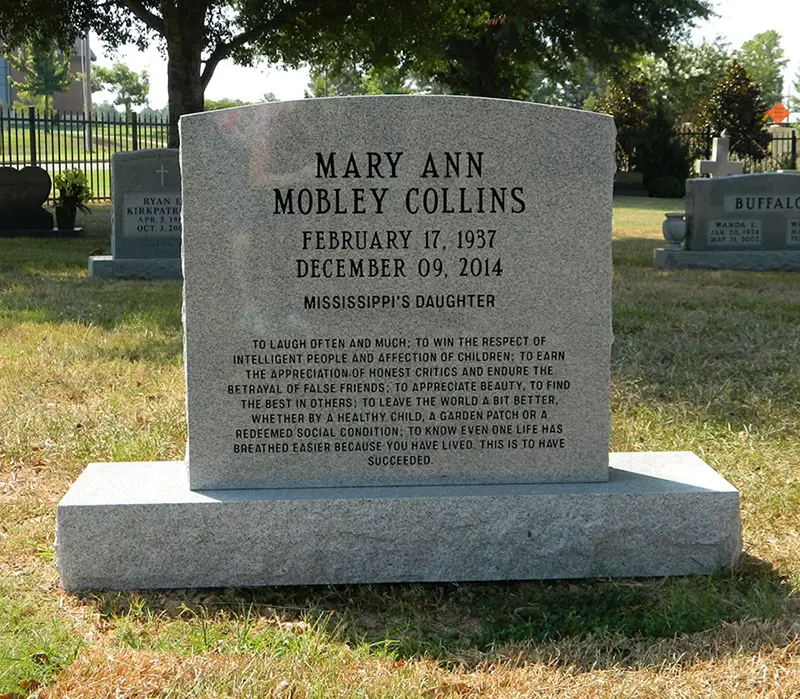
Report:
56,452,740,590
654,248,800,271
88,255,183,280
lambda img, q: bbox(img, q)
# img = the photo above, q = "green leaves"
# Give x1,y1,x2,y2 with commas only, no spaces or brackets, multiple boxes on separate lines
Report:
704,60,770,161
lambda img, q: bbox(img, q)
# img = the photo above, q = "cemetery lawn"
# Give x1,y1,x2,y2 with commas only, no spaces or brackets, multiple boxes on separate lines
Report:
1,197,798,697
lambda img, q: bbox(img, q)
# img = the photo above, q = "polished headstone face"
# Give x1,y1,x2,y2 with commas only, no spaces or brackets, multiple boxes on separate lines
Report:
111,149,182,259
180,96,615,490
686,173,800,251
0,166,53,231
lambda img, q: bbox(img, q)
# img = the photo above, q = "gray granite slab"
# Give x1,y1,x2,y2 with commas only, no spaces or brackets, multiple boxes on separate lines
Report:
654,248,800,271
88,255,183,280
111,149,182,260
55,451,741,590
179,96,616,490
685,173,800,251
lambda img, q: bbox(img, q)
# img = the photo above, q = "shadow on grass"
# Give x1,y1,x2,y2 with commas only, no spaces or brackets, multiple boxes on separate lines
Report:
0,273,181,330
77,553,795,669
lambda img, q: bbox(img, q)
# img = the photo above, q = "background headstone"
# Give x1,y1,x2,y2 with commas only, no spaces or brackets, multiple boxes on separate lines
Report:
686,173,800,251
112,150,182,259
654,171,800,270
88,149,182,279
0,166,54,233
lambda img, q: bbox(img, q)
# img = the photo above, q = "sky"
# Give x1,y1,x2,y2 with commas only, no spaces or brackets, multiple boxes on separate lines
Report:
90,0,800,112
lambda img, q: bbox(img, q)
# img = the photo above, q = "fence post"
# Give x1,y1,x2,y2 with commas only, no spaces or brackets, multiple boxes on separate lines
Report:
28,106,37,167
792,130,797,170
131,111,138,151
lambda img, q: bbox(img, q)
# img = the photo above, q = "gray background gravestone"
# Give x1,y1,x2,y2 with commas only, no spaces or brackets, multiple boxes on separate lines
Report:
181,96,614,490
56,97,740,590
0,166,54,234
654,172,800,270
88,149,182,279
686,173,800,251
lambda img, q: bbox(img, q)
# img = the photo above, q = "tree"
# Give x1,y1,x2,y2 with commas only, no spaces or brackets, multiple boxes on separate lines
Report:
703,60,769,161
791,66,800,116
632,101,691,197
528,60,603,109
304,63,412,98
1,0,471,147
262,92,278,102
91,62,150,117
596,78,653,171
737,30,788,107
1,0,712,146
636,38,732,126
417,0,712,100
204,97,249,110
92,100,124,119
139,104,167,119
7,40,71,116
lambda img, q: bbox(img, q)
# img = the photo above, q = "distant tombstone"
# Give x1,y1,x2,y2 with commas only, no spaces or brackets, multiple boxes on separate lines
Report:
88,149,182,279
0,166,54,234
654,171,800,270
696,132,744,178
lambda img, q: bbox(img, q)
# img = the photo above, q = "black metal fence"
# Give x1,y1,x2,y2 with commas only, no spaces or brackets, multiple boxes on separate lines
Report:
0,107,168,200
677,126,798,173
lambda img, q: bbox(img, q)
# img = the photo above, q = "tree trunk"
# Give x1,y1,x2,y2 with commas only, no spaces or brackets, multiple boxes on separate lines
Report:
163,0,206,148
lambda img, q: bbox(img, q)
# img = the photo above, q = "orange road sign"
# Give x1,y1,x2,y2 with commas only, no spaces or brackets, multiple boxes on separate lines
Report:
767,102,789,123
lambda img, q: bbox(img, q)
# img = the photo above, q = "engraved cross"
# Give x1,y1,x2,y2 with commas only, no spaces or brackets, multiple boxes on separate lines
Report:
155,164,168,187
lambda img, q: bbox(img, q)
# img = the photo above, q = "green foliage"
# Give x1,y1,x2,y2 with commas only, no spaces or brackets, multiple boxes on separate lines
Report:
91,62,149,117
53,169,92,212
1,0,711,147
204,98,250,111
7,41,71,115
528,60,604,109
91,100,123,119
637,38,732,127
422,0,712,99
737,30,788,107
262,92,278,102
632,101,691,197
305,63,412,98
597,78,653,171
790,66,800,116
703,60,770,161
139,104,168,119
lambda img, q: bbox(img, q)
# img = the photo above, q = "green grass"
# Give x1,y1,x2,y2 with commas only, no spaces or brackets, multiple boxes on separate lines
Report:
0,198,799,697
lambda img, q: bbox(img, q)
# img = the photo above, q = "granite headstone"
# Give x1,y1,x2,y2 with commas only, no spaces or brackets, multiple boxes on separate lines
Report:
181,97,614,489
654,172,800,270
56,97,741,590
88,149,182,279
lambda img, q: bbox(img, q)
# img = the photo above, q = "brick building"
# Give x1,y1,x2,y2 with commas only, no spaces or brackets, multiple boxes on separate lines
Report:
0,39,95,113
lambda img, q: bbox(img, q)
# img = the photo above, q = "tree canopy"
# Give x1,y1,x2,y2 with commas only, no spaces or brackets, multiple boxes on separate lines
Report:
417,0,713,99
7,41,72,115
91,62,150,117
736,30,788,107
1,0,712,145
703,60,769,160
